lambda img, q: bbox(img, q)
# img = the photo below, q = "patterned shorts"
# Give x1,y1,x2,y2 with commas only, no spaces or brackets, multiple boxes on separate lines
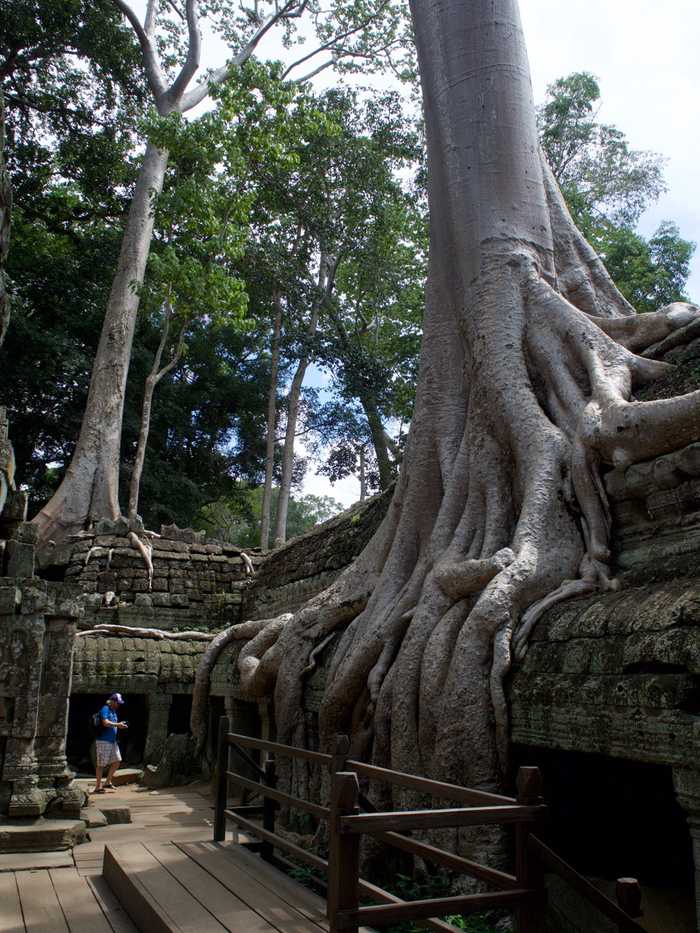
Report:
95,740,122,768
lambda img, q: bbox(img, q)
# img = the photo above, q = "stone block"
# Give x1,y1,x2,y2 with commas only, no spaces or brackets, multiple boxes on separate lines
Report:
80,806,108,828
5,540,35,579
97,805,131,825
111,768,143,786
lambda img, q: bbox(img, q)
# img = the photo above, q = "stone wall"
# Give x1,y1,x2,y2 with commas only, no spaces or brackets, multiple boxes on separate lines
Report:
64,526,262,632
242,489,391,620
0,578,80,817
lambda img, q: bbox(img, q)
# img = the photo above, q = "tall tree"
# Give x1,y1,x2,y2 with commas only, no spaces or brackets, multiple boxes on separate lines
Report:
32,0,411,549
0,89,10,347
221,0,700,819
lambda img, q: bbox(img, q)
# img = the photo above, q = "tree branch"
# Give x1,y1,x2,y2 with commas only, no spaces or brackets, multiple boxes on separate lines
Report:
167,0,202,107
111,0,167,100
179,0,303,112
144,0,158,34
281,1,389,80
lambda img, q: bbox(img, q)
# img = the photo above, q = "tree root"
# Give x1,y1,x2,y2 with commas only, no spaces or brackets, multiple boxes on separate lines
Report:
190,613,292,755
77,623,215,640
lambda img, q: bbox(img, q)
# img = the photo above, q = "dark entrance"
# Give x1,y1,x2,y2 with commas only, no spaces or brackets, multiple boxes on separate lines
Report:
67,693,148,772
168,694,193,735
512,745,695,931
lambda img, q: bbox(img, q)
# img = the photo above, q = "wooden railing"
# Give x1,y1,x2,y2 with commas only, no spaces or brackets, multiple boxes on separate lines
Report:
213,718,645,932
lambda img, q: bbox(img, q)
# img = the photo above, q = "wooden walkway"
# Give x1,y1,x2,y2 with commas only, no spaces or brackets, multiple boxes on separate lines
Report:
104,841,333,932
0,867,137,933
0,781,343,933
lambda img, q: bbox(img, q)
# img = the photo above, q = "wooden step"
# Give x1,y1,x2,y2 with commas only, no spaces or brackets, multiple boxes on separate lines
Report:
179,842,328,932
103,843,228,933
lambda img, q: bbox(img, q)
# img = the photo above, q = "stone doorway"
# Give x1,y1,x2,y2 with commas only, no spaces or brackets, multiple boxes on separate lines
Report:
67,693,148,773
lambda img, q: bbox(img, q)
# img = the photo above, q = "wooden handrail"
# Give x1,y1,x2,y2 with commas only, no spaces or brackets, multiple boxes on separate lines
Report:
225,731,331,766
340,804,537,834
214,721,645,933
529,836,646,933
347,758,516,807
340,889,537,927
226,768,329,820
375,830,518,890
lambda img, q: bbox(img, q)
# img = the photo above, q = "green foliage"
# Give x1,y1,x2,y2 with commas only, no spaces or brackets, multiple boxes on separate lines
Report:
538,72,695,310
591,220,695,313
197,486,343,546
538,72,666,229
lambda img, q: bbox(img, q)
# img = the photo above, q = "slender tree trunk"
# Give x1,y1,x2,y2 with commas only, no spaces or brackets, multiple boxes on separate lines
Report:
361,395,393,490
260,291,283,552
359,446,367,501
273,353,307,548
33,141,169,546
128,301,182,520
0,89,10,348
273,255,330,547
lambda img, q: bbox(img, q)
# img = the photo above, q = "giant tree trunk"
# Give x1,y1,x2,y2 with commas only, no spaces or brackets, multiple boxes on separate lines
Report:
0,89,10,348
260,291,283,552
33,141,169,547
206,0,700,832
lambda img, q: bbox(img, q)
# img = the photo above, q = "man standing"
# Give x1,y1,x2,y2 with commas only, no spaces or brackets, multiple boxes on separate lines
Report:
93,692,128,794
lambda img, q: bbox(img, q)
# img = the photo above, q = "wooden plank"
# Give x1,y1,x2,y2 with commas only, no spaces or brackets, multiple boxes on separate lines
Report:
0,872,24,933
341,804,535,834
49,869,112,933
85,877,138,933
207,844,329,930
144,843,275,933
181,841,326,933
103,844,226,933
15,870,69,933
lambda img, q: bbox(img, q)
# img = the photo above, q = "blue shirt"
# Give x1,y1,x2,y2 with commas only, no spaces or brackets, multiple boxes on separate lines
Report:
98,705,118,743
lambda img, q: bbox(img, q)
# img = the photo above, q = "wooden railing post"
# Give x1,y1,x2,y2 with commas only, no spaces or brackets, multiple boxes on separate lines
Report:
213,715,230,842
616,877,643,930
327,771,360,933
331,734,350,774
515,766,546,933
260,755,277,863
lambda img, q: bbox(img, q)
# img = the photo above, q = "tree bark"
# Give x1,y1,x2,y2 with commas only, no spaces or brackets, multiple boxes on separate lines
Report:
0,88,11,348
33,141,169,545
216,0,700,847
260,290,283,552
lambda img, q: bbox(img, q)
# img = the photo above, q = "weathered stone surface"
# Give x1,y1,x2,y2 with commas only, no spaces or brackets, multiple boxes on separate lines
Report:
80,806,108,828
510,581,700,770
0,817,87,853
111,768,143,786
98,805,131,824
